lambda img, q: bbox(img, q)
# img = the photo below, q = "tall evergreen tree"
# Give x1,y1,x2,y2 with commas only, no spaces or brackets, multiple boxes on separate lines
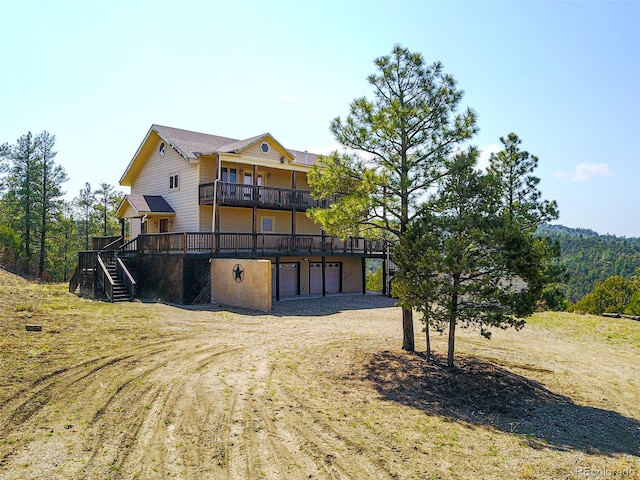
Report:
1,132,40,273
395,138,560,367
35,131,68,279
308,45,478,351
75,183,97,250
487,133,558,229
47,202,80,281
94,183,121,236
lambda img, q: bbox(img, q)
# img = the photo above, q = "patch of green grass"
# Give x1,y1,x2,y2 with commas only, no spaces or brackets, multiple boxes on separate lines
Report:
530,311,640,347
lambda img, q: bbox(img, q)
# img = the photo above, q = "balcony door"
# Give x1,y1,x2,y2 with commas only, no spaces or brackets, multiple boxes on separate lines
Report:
243,173,263,200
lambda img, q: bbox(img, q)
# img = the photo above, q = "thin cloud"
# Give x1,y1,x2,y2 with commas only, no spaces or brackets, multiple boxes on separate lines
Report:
280,95,296,103
554,162,612,183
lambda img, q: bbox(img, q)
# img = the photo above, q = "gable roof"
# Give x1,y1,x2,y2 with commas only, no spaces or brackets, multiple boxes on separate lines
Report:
120,124,321,186
153,125,239,160
115,194,175,218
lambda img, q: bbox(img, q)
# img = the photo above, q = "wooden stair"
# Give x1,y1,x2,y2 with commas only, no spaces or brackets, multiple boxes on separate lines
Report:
106,259,132,302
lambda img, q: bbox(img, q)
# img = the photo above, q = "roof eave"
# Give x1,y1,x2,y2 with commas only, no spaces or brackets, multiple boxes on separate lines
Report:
119,125,196,186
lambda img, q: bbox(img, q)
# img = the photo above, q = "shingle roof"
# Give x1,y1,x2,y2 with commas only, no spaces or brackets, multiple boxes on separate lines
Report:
153,124,320,165
289,149,319,166
125,194,175,214
153,125,238,160
120,125,323,187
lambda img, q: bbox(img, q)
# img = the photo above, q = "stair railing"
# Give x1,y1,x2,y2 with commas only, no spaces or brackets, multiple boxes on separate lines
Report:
116,257,137,300
96,253,115,302
101,236,124,251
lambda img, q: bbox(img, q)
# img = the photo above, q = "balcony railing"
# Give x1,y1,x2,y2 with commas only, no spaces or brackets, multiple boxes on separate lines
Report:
120,232,386,257
199,181,333,211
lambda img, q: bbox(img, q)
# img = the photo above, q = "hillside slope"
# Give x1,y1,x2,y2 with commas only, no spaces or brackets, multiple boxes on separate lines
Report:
537,224,640,302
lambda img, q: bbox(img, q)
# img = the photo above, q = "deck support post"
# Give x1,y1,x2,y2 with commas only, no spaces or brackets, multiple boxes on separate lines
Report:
275,256,280,302
322,256,326,297
362,257,367,295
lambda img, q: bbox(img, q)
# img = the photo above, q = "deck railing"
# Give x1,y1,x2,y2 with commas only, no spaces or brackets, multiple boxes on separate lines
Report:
124,232,386,256
199,181,334,211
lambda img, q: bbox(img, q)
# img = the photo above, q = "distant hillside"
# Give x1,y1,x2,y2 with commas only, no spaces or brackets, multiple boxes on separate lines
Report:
537,224,640,302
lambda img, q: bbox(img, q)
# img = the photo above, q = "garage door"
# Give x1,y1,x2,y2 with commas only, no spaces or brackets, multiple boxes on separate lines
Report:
310,262,341,294
272,262,299,297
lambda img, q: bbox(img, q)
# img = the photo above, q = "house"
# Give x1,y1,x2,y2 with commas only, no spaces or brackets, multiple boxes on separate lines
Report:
72,124,386,309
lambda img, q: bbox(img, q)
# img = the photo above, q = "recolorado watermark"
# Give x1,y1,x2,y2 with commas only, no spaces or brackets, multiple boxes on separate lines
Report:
576,466,637,478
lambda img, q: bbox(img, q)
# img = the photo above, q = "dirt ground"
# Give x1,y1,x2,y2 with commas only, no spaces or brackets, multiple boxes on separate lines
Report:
0,273,639,479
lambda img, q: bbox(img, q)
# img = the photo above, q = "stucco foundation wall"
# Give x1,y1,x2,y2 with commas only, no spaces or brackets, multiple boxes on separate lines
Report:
341,257,364,293
211,259,272,312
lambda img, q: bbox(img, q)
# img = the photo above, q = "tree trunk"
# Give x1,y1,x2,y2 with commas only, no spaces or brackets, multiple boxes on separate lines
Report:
402,306,414,351
38,167,48,279
447,277,459,367
425,317,431,362
447,314,456,367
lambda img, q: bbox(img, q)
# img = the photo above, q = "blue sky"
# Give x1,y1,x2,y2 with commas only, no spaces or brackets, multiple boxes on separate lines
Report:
1,0,638,236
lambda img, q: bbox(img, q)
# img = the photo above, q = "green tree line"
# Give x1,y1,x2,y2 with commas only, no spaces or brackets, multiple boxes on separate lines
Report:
536,224,640,303
1,132,123,281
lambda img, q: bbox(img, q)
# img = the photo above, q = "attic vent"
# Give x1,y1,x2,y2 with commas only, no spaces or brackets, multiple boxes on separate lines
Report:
260,142,270,154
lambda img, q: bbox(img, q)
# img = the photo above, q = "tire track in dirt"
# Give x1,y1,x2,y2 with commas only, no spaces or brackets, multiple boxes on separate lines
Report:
118,345,245,479
263,367,397,479
74,344,245,479
217,339,396,480
1,297,403,480
0,336,181,433
0,333,245,479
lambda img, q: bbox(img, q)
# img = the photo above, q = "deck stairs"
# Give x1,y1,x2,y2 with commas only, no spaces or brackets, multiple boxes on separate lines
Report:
106,258,132,302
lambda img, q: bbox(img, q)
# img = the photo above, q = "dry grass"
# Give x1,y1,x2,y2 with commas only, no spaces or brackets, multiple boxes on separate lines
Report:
1,268,639,479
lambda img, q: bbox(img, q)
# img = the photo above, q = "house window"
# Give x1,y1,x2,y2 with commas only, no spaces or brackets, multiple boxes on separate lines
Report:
261,216,275,233
159,142,166,157
260,142,270,154
169,172,179,190
221,167,237,183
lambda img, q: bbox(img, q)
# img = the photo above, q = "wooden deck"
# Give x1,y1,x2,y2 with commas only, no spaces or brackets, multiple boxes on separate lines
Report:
199,182,335,211
118,232,386,257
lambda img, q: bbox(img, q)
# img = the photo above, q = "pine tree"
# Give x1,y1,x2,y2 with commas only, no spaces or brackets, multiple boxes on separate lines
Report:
395,138,560,367
75,183,97,250
35,131,68,279
94,183,122,236
1,132,41,273
308,45,478,352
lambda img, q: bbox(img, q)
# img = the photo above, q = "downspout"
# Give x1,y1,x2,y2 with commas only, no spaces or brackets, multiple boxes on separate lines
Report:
211,154,222,251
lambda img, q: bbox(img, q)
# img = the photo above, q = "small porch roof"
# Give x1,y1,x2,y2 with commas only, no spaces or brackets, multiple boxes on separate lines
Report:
116,194,176,218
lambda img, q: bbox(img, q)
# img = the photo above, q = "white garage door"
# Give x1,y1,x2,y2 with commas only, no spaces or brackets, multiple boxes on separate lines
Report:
272,262,299,297
310,262,341,294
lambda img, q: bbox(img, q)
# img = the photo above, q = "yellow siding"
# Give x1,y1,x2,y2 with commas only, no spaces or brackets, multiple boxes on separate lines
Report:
216,208,320,234
264,168,291,188
199,206,213,232
243,140,287,163
297,173,311,190
219,207,252,232
296,213,322,235
199,155,217,184
130,138,199,232
120,203,139,218
218,153,311,175
266,210,292,234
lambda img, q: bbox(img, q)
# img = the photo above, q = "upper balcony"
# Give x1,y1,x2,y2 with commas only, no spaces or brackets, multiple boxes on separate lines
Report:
199,181,333,211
